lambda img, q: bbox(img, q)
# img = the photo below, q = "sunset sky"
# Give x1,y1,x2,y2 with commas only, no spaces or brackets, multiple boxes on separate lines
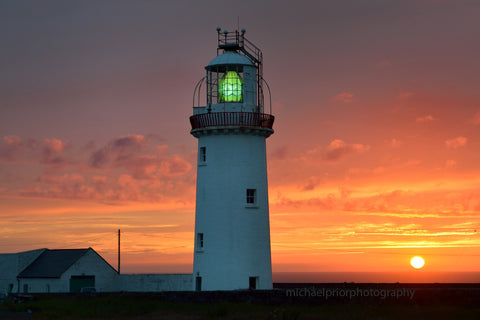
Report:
1,0,479,281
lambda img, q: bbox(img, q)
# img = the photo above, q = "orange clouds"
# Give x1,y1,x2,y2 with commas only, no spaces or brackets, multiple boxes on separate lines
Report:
39,138,69,167
416,115,435,122
0,136,70,168
323,139,370,162
0,135,22,161
331,92,355,103
159,155,192,176
386,138,403,148
472,110,480,125
445,136,467,149
19,173,94,200
0,0,479,276
269,178,480,273
0,134,194,204
375,59,392,69
444,159,457,169
272,182,480,219
89,134,147,169
397,91,414,100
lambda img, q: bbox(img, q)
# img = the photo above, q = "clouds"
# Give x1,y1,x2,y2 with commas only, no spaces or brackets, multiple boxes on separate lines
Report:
19,173,95,200
472,110,480,125
0,135,23,161
39,138,69,167
88,135,192,180
273,136,371,160
386,138,403,148
0,0,479,273
331,92,355,103
90,135,147,169
445,136,467,149
271,182,480,220
397,91,414,100
0,134,193,203
323,139,370,162
0,135,69,167
444,159,457,169
416,115,435,123
375,59,392,69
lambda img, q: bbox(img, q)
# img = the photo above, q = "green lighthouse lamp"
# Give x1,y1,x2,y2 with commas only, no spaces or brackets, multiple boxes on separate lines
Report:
219,71,243,102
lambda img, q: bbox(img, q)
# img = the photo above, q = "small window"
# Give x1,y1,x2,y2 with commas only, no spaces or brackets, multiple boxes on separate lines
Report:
246,189,256,204
199,147,206,163
197,233,204,248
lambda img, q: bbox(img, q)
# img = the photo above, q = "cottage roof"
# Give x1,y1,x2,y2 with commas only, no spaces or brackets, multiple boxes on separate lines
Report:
17,248,90,278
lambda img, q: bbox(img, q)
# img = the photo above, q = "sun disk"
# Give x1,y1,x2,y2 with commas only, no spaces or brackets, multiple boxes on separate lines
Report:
410,256,425,269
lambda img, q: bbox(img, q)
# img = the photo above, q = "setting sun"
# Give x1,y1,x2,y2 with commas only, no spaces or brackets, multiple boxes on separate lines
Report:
410,256,425,269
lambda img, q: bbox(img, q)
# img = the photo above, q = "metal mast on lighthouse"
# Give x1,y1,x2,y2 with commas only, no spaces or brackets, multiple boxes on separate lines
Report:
190,28,274,291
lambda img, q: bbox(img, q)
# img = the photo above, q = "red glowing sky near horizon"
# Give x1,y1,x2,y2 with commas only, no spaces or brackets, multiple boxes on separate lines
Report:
1,0,479,281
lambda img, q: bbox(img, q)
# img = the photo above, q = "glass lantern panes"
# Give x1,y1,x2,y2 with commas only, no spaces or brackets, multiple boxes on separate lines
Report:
207,65,244,105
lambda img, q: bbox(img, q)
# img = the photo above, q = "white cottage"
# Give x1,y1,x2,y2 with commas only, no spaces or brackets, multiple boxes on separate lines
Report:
0,248,193,293
1,248,119,293
0,248,45,294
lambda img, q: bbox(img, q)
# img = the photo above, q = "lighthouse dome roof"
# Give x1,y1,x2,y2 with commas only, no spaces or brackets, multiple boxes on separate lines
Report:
207,52,254,68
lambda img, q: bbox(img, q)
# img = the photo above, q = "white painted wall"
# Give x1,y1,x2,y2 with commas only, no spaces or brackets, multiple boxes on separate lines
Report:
1,249,194,293
17,249,119,293
15,272,193,293
0,249,45,294
193,131,273,290
60,249,120,292
119,274,192,292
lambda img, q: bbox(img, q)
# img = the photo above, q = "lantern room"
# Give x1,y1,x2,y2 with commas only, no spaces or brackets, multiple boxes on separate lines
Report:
193,28,270,115
206,51,256,112
190,28,274,137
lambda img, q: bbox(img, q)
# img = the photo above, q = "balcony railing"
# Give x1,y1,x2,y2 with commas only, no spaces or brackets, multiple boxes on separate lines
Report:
190,112,274,131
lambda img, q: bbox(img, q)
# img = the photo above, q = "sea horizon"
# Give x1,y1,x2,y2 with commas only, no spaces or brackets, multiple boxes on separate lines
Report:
272,272,480,283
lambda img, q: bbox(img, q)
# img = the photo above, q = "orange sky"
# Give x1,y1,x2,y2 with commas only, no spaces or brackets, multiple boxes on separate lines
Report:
1,0,479,282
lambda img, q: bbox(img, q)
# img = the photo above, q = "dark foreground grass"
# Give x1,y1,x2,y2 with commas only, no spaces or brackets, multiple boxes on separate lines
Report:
1,293,480,320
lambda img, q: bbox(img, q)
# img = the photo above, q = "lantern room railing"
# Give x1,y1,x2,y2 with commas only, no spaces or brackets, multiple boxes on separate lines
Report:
190,112,274,131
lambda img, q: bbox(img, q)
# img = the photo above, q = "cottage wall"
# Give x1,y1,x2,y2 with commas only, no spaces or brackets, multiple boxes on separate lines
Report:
62,249,119,292
18,249,119,293
16,278,63,294
0,249,45,294
2,249,193,293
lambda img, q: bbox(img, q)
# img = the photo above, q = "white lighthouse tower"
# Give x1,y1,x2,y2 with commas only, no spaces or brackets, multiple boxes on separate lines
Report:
190,28,274,291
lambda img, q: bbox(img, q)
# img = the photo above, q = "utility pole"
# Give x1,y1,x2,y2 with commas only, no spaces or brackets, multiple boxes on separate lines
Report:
118,229,121,274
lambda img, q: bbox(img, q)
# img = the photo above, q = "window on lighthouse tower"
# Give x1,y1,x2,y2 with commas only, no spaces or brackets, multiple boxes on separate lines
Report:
246,189,257,204
196,233,204,249
199,147,206,163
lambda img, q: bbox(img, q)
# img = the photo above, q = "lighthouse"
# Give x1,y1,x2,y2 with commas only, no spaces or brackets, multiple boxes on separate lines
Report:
190,28,274,291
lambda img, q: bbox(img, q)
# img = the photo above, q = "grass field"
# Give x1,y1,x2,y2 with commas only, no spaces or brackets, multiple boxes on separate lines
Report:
1,286,479,320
